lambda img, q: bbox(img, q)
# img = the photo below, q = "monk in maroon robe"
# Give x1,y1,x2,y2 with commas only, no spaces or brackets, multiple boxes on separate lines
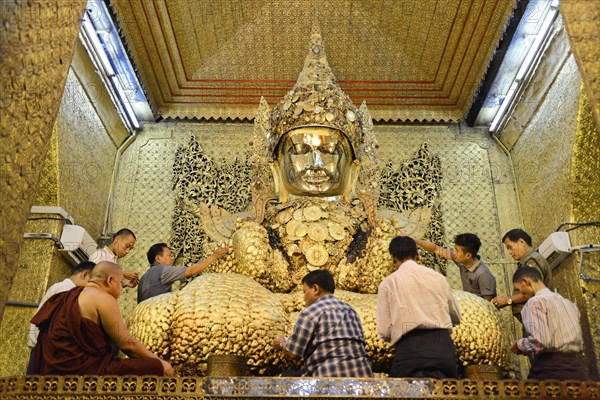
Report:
31,261,173,376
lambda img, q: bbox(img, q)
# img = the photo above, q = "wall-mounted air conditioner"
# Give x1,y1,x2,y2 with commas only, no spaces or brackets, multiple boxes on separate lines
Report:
58,225,98,266
538,231,571,270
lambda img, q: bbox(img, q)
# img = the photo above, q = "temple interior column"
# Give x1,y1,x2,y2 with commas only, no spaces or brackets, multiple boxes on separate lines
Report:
0,0,88,322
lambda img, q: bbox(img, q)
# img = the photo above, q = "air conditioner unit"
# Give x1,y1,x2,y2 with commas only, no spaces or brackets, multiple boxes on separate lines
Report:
538,231,571,270
58,225,98,266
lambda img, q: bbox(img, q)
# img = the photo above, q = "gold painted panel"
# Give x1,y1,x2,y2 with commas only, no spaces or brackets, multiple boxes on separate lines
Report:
33,131,59,206
54,69,118,240
8,220,61,304
111,0,516,122
511,56,581,245
0,307,35,377
569,89,600,379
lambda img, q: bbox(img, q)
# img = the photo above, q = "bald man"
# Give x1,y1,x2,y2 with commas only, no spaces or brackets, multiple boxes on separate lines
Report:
31,262,174,376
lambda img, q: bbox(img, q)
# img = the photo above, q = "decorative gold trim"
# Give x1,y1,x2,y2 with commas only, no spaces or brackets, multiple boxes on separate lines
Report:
1,376,598,399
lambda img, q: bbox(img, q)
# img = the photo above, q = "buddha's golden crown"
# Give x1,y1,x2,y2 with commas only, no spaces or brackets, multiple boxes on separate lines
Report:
268,29,363,158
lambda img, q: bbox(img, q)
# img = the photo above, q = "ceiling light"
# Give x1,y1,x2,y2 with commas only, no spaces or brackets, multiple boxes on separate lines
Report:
82,17,115,77
489,1,559,133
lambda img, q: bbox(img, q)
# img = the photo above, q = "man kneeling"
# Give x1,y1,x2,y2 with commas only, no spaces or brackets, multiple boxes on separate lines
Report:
31,261,174,376
273,269,372,377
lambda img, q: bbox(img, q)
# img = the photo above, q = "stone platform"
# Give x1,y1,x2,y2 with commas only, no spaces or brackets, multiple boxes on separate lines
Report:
0,376,598,399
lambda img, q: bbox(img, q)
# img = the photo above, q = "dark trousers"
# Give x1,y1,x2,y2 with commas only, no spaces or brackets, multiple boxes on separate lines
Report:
390,328,458,379
529,352,587,381
26,347,36,374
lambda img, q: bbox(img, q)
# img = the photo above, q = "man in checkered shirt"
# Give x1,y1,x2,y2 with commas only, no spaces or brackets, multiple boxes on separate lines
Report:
273,269,373,377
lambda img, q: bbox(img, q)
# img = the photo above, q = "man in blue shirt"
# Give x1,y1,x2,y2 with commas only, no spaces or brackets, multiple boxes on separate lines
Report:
273,269,372,377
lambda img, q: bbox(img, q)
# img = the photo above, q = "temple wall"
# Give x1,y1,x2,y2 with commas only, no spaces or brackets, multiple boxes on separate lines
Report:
498,29,600,379
0,51,122,376
45,67,119,239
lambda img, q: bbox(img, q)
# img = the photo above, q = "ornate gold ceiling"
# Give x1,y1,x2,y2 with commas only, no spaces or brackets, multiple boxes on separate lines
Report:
111,0,517,122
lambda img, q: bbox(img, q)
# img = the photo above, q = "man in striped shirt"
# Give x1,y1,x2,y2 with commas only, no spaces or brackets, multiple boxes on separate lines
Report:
510,267,586,380
272,269,372,377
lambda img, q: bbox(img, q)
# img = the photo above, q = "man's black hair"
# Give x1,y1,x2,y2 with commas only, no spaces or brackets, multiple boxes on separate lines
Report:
512,266,542,282
502,229,532,246
389,236,418,262
114,228,137,240
302,269,335,294
454,233,481,257
72,260,95,275
147,243,169,265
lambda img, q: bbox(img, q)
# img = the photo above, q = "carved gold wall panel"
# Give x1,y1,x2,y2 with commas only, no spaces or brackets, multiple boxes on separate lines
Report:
52,69,118,240
568,89,600,378
33,132,59,206
510,56,582,243
561,0,600,129
110,0,516,122
0,0,87,321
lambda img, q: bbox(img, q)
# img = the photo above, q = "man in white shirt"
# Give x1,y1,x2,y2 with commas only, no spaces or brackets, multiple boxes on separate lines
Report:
89,228,139,287
377,236,461,378
26,261,95,374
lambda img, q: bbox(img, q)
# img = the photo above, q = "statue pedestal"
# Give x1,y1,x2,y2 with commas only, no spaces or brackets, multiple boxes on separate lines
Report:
1,375,597,399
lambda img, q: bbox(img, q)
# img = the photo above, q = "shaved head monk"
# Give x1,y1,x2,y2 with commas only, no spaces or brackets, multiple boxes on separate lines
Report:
31,261,174,376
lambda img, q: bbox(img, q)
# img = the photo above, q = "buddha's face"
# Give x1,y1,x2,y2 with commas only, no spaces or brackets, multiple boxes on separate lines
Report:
278,127,353,197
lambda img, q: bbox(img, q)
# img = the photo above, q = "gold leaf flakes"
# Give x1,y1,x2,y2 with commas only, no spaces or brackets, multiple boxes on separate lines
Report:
303,205,322,221
304,243,329,266
308,222,328,241
328,222,346,240
293,209,304,221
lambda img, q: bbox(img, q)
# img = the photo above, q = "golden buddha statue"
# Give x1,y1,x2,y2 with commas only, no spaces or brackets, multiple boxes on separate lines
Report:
129,30,509,376
191,30,429,294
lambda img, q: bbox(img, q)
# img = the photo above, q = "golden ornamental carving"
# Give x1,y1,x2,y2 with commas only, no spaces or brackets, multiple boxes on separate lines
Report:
2,375,598,398
268,29,370,163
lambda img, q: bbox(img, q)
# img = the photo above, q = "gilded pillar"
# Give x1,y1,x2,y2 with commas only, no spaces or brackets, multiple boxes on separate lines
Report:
567,90,600,379
0,0,87,321
561,0,600,130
